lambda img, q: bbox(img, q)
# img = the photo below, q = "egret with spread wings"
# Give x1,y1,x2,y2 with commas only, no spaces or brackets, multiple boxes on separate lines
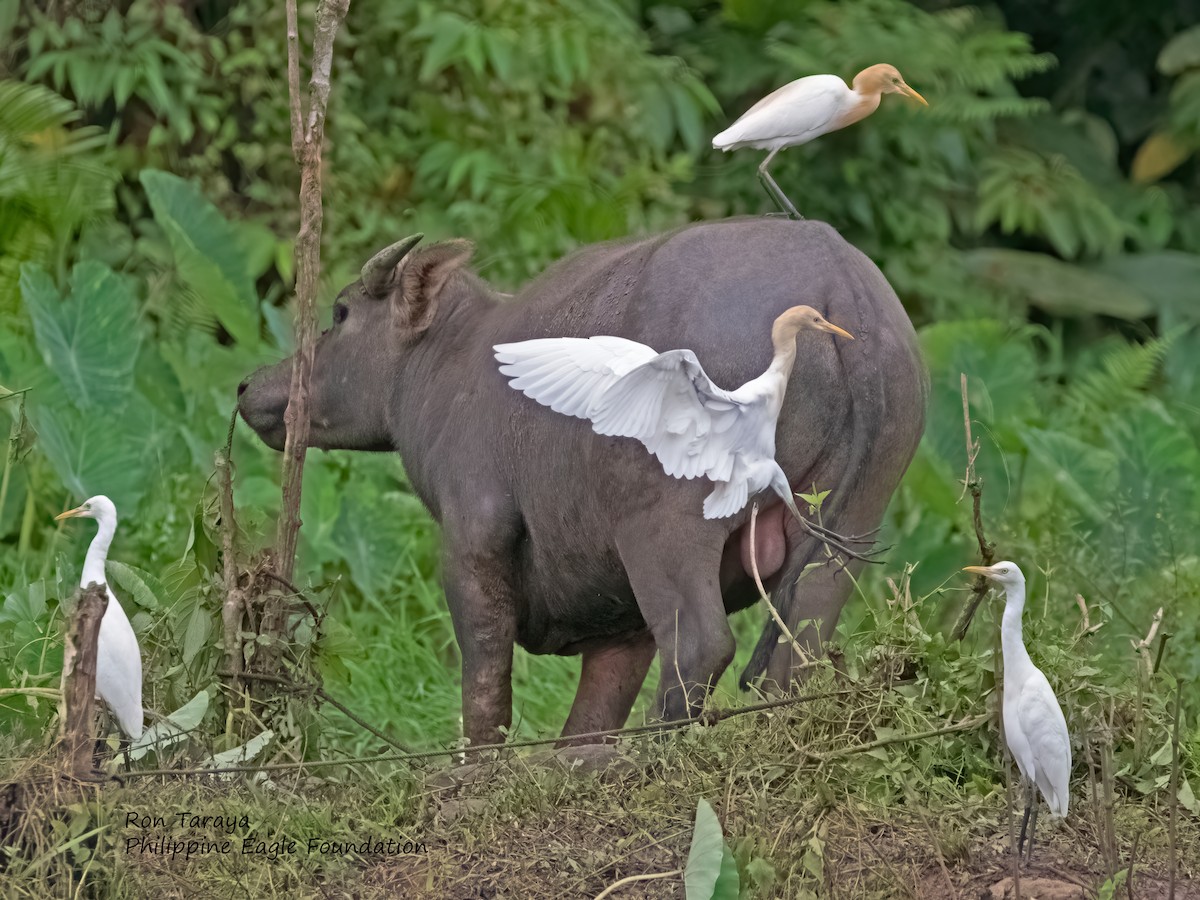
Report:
495,305,854,542
713,63,927,219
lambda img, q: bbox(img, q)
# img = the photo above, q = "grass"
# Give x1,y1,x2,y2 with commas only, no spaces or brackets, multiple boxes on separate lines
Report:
2,573,1197,899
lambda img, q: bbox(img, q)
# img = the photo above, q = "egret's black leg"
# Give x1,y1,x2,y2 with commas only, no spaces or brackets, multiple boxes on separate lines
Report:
1024,795,1041,865
757,149,802,220
1016,782,1032,857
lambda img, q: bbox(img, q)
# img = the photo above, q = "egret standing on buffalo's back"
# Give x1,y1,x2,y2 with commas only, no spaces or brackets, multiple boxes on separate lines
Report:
963,561,1070,864
55,495,144,741
713,64,927,219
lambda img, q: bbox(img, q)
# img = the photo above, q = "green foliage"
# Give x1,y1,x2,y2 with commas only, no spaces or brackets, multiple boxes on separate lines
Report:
684,798,740,900
0,0,1199,775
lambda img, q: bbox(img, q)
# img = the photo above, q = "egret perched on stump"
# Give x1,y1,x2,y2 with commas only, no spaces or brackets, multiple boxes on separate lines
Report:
713,64,927,219
963,561,1070,864
495,306,868,558
56,496,144,741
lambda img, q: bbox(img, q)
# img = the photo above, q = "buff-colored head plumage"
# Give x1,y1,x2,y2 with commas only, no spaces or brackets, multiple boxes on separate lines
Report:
852,64,927,105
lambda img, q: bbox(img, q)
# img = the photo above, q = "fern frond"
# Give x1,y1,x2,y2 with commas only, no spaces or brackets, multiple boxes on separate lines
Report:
1066,333,1178,419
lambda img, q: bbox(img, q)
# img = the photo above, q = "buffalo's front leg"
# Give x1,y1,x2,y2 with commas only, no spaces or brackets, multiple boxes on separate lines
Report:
442,544,519,748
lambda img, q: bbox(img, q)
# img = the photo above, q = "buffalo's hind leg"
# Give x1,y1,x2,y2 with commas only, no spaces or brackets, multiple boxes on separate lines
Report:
616,524,732,723
559,632,657,745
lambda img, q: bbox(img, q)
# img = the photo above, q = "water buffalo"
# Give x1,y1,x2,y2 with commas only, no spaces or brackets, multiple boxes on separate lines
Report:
238,218,927,746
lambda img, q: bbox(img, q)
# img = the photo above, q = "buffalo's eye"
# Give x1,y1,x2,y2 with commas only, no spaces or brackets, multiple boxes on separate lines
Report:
333,302,349,325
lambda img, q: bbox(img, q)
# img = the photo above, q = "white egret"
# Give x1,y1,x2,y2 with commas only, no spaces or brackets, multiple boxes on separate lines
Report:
495,305,853,533
56,496,144,740
963,561,1070,863
713,63,928,219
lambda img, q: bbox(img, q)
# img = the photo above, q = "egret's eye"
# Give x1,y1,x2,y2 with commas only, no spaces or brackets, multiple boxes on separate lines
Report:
333,303,349,325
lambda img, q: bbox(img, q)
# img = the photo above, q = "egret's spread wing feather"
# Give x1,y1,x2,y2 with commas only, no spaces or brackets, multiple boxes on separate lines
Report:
713,75,849,149
1018,670,1071,817
495,336,658,419
591,349,748,482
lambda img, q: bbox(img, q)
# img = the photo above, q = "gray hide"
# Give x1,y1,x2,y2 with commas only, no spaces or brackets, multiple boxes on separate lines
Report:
238,218,927,746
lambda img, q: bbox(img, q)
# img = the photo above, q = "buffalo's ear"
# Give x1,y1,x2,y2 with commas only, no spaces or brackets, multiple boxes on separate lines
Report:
392,240,475,336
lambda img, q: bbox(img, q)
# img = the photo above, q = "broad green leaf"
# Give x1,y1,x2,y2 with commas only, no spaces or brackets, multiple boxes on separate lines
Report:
106,561,164,611
126,690,209,761
963,250,1154,320
140,169,260,347
685,799,738,900
33,402,149,513
21,261,139,411
1020,427,1117,522
181,604,213,666
199,729,274,771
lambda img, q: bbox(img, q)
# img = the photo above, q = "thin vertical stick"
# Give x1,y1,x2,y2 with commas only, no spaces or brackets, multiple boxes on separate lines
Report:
952,373,996,642
216,409,244,723
58,583,108,778
1167,680,1182,900
276,0,351,582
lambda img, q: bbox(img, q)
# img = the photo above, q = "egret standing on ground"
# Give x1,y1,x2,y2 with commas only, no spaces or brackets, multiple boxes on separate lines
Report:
713,64,928,219
963,561,1070,863
56,496,144,741
495,306,862,553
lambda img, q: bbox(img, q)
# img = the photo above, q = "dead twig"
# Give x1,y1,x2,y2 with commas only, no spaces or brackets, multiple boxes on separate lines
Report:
592,869,683,900
749,502,818,673
951,373,996,642
808,714,987,762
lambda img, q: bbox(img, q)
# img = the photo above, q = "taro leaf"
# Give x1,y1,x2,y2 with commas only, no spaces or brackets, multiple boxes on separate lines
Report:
34,401,149,513
140,169,260,347
20,261,140,411
106,561,164,611
126,690,209,762
963,249,1154,320
685,799,740,900
1092,251,1200,316
1020,427,1117,522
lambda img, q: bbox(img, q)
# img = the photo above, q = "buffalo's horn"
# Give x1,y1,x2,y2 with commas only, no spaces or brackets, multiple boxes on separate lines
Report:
360,233,424,296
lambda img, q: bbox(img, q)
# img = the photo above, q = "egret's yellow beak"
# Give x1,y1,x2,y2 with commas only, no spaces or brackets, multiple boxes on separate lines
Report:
900,83,928,106
819,321,855,341
962,565,992,576
55,506,84,522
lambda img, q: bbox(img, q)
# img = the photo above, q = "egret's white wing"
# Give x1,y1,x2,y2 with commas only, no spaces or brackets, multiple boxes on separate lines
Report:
495,336,658,419
1018,670,1071,817
713,74,849,150
590,349,756,482
96,596,144,739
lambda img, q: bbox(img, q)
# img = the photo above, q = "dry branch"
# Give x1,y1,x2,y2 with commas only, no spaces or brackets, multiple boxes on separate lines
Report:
217,410,245,708
58,583,107,779
951,373,996,642
275,0,351,582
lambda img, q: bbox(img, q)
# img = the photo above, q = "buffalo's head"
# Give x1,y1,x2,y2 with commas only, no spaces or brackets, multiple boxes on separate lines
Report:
238,234,474,451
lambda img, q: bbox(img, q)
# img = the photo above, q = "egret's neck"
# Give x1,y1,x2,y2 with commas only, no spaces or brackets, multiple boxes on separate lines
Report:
81,518,115,588
999,582,1034,678
838,88,882,129
768,324,800,378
